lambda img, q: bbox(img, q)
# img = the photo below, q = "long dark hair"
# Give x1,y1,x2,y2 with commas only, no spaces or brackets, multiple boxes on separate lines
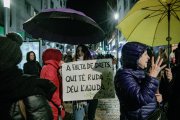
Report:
26,51,36,62
74,44,92,61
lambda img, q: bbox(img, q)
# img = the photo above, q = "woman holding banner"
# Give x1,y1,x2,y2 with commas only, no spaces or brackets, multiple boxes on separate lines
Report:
73,44,98,120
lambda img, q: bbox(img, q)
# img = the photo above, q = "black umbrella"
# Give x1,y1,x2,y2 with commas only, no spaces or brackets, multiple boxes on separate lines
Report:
23,8,105,45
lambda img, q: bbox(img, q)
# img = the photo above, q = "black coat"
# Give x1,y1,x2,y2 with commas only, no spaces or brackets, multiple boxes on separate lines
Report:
23,61,42,76
10,95,53,120
0,66,56,120
159,64,180,120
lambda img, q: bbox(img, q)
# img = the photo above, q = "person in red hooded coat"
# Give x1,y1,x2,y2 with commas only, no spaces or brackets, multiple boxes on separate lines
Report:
40,48,65,120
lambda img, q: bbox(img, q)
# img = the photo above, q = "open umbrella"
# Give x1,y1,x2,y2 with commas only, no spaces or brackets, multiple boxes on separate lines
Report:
116,0,180,67
23,8,105,45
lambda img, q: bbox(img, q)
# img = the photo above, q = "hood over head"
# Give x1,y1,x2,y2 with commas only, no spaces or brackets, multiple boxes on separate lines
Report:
121,42,148,69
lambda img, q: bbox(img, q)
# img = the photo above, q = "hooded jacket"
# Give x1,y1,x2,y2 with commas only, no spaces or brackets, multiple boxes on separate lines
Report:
0,66,56,120
0,33,56,120
40,49,65,120
114,42,159,120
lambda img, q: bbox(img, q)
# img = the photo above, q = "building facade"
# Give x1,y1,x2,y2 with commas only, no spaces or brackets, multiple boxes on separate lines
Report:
0,0,66,36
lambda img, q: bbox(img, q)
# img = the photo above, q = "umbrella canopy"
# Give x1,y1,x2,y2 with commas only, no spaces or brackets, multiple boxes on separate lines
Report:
117,0,180,46
23,8,105,45
116,0,180,67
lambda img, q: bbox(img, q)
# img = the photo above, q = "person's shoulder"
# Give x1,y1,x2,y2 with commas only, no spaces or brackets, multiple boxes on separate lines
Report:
24,95,46,100
23,62,28,66
116,68,133,74
115,68,134,80
23,95,49,109
35,61,41,65
22,74,38,80
114,69,135,87
35,61,40,64
24,61,33,67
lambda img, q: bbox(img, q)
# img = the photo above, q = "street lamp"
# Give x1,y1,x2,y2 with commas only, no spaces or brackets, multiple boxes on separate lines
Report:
114,12,119,20
3,0,10,34
3,0,10,8
114,12,120,70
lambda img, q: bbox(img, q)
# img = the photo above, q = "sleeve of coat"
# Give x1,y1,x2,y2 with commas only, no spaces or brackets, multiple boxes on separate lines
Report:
40,66,56,82
40,66,61,106
36,61,42,73
23,63,28,74
115,70,159,106
24,95,53,120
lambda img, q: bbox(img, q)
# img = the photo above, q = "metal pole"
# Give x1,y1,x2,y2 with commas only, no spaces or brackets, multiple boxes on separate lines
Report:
116,0,119,70
4,7,9,34
166,4,171,68
3,0,10,34
116,30,119,70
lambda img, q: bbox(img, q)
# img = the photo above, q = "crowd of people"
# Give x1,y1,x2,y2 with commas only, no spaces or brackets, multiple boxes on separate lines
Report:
0,32,180,120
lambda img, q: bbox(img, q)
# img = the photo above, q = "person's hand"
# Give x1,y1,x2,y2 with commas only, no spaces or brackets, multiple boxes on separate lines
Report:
58,67,62,76
165,68,173,82
58,60,64,76
59,60,64,66
155,93,163,103
149,56,166,78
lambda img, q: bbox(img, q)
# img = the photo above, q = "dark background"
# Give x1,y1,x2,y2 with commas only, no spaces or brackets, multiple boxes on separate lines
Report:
0,0,4,26
67,0,117,38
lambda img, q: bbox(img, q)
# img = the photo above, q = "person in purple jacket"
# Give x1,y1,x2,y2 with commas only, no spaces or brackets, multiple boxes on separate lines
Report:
114,42,166,120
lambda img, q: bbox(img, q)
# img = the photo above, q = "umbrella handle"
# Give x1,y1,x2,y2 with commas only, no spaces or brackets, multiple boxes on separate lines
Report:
167,4,171,69
166,36,171,68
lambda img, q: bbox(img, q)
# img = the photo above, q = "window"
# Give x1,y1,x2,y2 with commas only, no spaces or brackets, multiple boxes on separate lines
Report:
25,1,31,15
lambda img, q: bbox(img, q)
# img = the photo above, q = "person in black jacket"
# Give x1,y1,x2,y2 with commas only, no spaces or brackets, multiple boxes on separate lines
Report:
114,42,166,120
0,32,56,120
159,42,180,120
23,51,41,76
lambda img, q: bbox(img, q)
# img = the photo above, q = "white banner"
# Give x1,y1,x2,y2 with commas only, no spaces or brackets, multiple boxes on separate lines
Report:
62,59,115,101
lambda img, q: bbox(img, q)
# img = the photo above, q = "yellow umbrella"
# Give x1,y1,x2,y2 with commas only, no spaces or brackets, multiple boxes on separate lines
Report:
116,0,180,67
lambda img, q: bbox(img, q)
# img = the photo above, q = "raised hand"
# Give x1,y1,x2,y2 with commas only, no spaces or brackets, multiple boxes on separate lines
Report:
149,56,166,78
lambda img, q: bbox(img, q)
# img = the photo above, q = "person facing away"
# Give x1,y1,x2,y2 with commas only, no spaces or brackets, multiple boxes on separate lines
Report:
40,48,65,120
159,42,180,120
23,51,42,76
0,32,56,120
73,44,98,120
114,42,166,120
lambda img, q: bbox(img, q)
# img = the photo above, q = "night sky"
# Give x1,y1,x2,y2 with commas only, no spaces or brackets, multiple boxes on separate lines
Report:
67,0,117,37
